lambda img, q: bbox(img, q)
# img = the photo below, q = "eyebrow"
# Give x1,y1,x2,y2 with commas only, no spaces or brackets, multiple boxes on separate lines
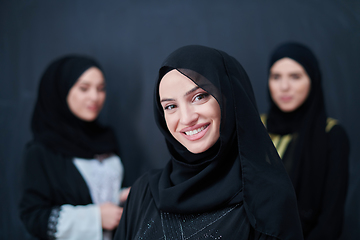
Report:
160,86,200,103
185,86,200,96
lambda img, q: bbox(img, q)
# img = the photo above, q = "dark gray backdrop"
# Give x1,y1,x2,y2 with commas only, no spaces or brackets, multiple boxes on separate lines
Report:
1,0,359,239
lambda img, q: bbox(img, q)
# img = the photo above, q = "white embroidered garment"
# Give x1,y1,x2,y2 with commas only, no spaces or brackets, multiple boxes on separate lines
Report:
74,155,123,205
54,155,124,240
55,204,101,240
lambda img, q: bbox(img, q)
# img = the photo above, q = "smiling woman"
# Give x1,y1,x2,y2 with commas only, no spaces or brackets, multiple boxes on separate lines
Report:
159,69,221,154
114,45,304,240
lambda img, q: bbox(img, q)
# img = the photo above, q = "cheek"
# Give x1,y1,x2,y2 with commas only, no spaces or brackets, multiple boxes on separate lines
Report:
99,92,106,106
67,92,80,111
209,102,221,134
268,81,277,98
164,114,176,133
298,82,311,99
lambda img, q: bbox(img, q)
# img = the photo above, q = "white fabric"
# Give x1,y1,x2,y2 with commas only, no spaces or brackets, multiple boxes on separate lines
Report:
74,155,124,205
55,204,102,240
55,155,124,240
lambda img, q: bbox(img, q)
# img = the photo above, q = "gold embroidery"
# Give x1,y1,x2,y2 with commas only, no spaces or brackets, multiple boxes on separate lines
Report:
260,114,338,158
326,118,338,133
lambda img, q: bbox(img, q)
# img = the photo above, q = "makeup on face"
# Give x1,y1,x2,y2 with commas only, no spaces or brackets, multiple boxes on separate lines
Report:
159,69,221,154
67,67,106,121
269,58,311,112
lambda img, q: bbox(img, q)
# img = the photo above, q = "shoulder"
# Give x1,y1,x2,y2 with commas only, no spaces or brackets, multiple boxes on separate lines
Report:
23,141,67,166
25,141,59,155
130,171,155,196
326,118,348,140
23,141,51,160
127,169,163,205
326,119,350,152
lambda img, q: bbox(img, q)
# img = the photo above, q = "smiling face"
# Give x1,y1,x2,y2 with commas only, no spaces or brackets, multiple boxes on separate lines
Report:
159,69,221,154
269,57,311,112
67,67,106,121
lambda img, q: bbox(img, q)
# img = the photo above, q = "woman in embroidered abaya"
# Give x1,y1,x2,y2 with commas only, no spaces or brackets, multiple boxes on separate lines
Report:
114,45,303,240
19,55,129,240
261,42,349,239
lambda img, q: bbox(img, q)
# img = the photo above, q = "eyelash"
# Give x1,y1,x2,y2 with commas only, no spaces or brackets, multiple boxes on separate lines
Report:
164,104,176,110
163,92,210,111
194,92,209,101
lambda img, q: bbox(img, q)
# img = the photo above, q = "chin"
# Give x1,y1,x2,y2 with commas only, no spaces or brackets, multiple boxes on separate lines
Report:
186,145,211,154
79,114,98,122
279,106,296,113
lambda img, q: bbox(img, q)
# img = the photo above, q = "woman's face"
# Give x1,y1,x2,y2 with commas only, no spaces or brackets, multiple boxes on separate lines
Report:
269,57,311,112
67,67,106,121
159,69,221,154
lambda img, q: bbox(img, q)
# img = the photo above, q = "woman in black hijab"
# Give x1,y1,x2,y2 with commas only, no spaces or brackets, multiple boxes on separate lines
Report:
19,55,128,240
261,42,349,239
115,45,303,240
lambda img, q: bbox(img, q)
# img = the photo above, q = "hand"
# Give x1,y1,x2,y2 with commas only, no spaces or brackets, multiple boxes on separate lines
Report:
119,187,131,204
99,202,123,230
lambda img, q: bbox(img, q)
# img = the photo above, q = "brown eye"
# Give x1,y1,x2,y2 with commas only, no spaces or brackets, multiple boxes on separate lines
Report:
291,74,301,80
164,104,176,110
194,93,209,102
270,74,280,80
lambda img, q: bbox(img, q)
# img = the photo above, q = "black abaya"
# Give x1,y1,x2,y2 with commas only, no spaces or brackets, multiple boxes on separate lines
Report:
115,45,303,240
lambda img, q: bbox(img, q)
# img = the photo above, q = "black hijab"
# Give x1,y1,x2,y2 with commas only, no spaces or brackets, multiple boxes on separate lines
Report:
31,55,118,159
149,45,303,239
266,42,328,224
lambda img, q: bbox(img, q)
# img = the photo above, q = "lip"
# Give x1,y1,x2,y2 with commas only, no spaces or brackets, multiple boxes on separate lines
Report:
180,123,210,141
87,105,99,111
280,96,292,102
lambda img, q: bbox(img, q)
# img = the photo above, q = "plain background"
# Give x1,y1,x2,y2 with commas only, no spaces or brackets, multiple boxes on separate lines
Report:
1,0,359,239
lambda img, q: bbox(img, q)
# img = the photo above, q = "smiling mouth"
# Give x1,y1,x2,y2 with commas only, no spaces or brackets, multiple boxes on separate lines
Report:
184,124,209,136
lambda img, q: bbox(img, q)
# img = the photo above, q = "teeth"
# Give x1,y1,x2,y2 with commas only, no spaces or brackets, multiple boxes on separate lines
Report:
185,125,207,136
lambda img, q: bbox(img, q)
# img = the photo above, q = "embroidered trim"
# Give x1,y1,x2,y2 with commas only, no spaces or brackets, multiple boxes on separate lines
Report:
47,206,61,240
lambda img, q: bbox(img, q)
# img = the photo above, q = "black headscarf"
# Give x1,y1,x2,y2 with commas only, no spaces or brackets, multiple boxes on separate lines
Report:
149,45,303,239
31,55,118,159
266,42,328,228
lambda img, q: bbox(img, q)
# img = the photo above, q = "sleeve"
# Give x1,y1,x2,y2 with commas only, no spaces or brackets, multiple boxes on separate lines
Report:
306,125,350,240
19,143,103,240
54,204,102,240
19,143,56,239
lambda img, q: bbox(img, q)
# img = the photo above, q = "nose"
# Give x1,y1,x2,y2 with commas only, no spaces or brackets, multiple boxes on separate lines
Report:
279,78,290,91
179,105,198,126
89,88,100,101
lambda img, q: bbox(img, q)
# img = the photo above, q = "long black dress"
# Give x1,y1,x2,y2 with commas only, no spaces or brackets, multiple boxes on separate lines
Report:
19,55,121,240
264,42,349,239
115,45,303,240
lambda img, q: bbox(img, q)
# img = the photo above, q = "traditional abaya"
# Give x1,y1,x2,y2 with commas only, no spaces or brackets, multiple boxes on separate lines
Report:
19,55,124,240
262,42,349,239
115,45,303,240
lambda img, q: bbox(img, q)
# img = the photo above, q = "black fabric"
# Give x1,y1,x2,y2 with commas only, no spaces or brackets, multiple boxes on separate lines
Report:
19,141,93,239
115,172,277,240
146,45,303,239
19,55,121,239
265,42,349,239
31,55,118,159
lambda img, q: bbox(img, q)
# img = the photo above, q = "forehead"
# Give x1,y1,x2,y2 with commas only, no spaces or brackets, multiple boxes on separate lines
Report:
271,58,305,73
76,67,105,84
159,69,197,97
